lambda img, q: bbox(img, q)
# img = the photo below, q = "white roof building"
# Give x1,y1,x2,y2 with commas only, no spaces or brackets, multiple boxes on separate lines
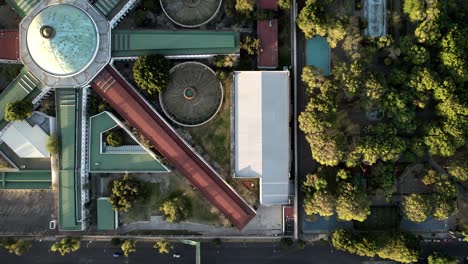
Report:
234,71,290,205
1,120,50,158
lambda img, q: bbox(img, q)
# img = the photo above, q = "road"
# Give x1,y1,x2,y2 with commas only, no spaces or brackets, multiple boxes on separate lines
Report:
2,241,465,264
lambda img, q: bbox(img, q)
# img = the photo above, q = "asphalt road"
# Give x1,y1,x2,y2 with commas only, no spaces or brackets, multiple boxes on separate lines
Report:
1,241,467,264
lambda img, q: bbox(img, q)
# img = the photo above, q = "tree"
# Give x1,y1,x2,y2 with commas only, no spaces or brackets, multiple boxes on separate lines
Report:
4,100,33,121
421,169,438,185
402,194,432,223
423,125,459,157
432,195,456,220
304,190,335,217
331,229,376,257
415,19,441,46
106,131,123,147
153,239,172,254
278,0,290,9
133,55,171,95
296,0,346,47
368,163,396,199
240,36,260,55
235,0,255,14
332,230,419,263
439,26,468,82
121,240,136,256
46,134,59,155
446,158,468,182
376,232,420,263
109,174,141,212
0,239,32,256
403,0,426,22
404,44,429,65
160,192,192,223
335,182,371,222
50,238,80,256
213,55,238,68
428,252,458,264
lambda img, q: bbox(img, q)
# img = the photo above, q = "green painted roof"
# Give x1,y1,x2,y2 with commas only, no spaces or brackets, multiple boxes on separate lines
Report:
97,198,116,230
0,171,51,189
56,89,81,231
89,111,167,172
111,30,240,57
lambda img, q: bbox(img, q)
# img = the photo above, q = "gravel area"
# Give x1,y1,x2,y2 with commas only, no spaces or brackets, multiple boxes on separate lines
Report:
0,190,56,234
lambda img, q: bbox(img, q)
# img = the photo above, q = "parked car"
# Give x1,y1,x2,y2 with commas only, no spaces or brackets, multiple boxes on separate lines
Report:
112,252,122,257
173,253,181,258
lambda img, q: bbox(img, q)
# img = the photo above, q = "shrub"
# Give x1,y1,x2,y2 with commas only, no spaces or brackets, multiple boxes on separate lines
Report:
4,100,33,121
235,0,255,14
240,36,260,55
279,237,294,249
106,131,123,147
46,134,59,155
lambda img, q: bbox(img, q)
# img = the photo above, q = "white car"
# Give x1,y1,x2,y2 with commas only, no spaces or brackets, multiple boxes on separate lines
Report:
173,253,181,258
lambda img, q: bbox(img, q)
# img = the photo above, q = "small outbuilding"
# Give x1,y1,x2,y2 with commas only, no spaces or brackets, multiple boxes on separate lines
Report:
233,71,290,205
97,197,118,230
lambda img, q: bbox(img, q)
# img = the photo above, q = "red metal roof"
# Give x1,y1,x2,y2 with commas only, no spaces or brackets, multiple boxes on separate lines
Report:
283,206,294,219
91,65,256,230
257,0,278,10
0,30,20,61
257,19,278,68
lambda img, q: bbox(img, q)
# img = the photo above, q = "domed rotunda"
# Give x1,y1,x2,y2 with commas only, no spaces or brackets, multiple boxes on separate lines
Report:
19,0,111,87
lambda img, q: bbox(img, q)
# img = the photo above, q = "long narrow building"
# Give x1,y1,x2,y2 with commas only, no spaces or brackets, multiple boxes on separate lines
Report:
90,65,256,230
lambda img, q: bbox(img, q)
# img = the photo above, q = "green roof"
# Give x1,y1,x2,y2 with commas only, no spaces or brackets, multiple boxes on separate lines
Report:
0,171,51,189
111,30,240,57
89,111,168,172
56,89,81,231
97,197,116,230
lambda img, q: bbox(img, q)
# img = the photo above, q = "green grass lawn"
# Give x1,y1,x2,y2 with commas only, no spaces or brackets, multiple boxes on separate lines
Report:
120,182,161,223
167,171,223,225
187,78,231,172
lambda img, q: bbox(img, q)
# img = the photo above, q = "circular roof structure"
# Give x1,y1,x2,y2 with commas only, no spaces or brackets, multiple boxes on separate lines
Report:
26,4,98,77
160,0,223,28
160,62,223,127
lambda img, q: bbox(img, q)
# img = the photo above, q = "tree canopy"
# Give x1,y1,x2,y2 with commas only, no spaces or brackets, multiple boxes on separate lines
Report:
402,194,432,222
0,239,32,256
154,239,172,254
109,174,141,212
332,229,420,263
335,182,371,222
427,252,458,264
160,192,192,223
106,131,123,147
296,0,347,48
4,100,33,122
50,238,80,256
133,55,171,95
121,240,136,256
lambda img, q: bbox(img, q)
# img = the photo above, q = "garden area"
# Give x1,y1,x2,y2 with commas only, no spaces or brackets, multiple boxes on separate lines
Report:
297,0,467,261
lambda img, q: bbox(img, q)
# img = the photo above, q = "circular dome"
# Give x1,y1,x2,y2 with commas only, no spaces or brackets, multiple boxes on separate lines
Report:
160,0,222,28
26,4,98,77
160,62,223,127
